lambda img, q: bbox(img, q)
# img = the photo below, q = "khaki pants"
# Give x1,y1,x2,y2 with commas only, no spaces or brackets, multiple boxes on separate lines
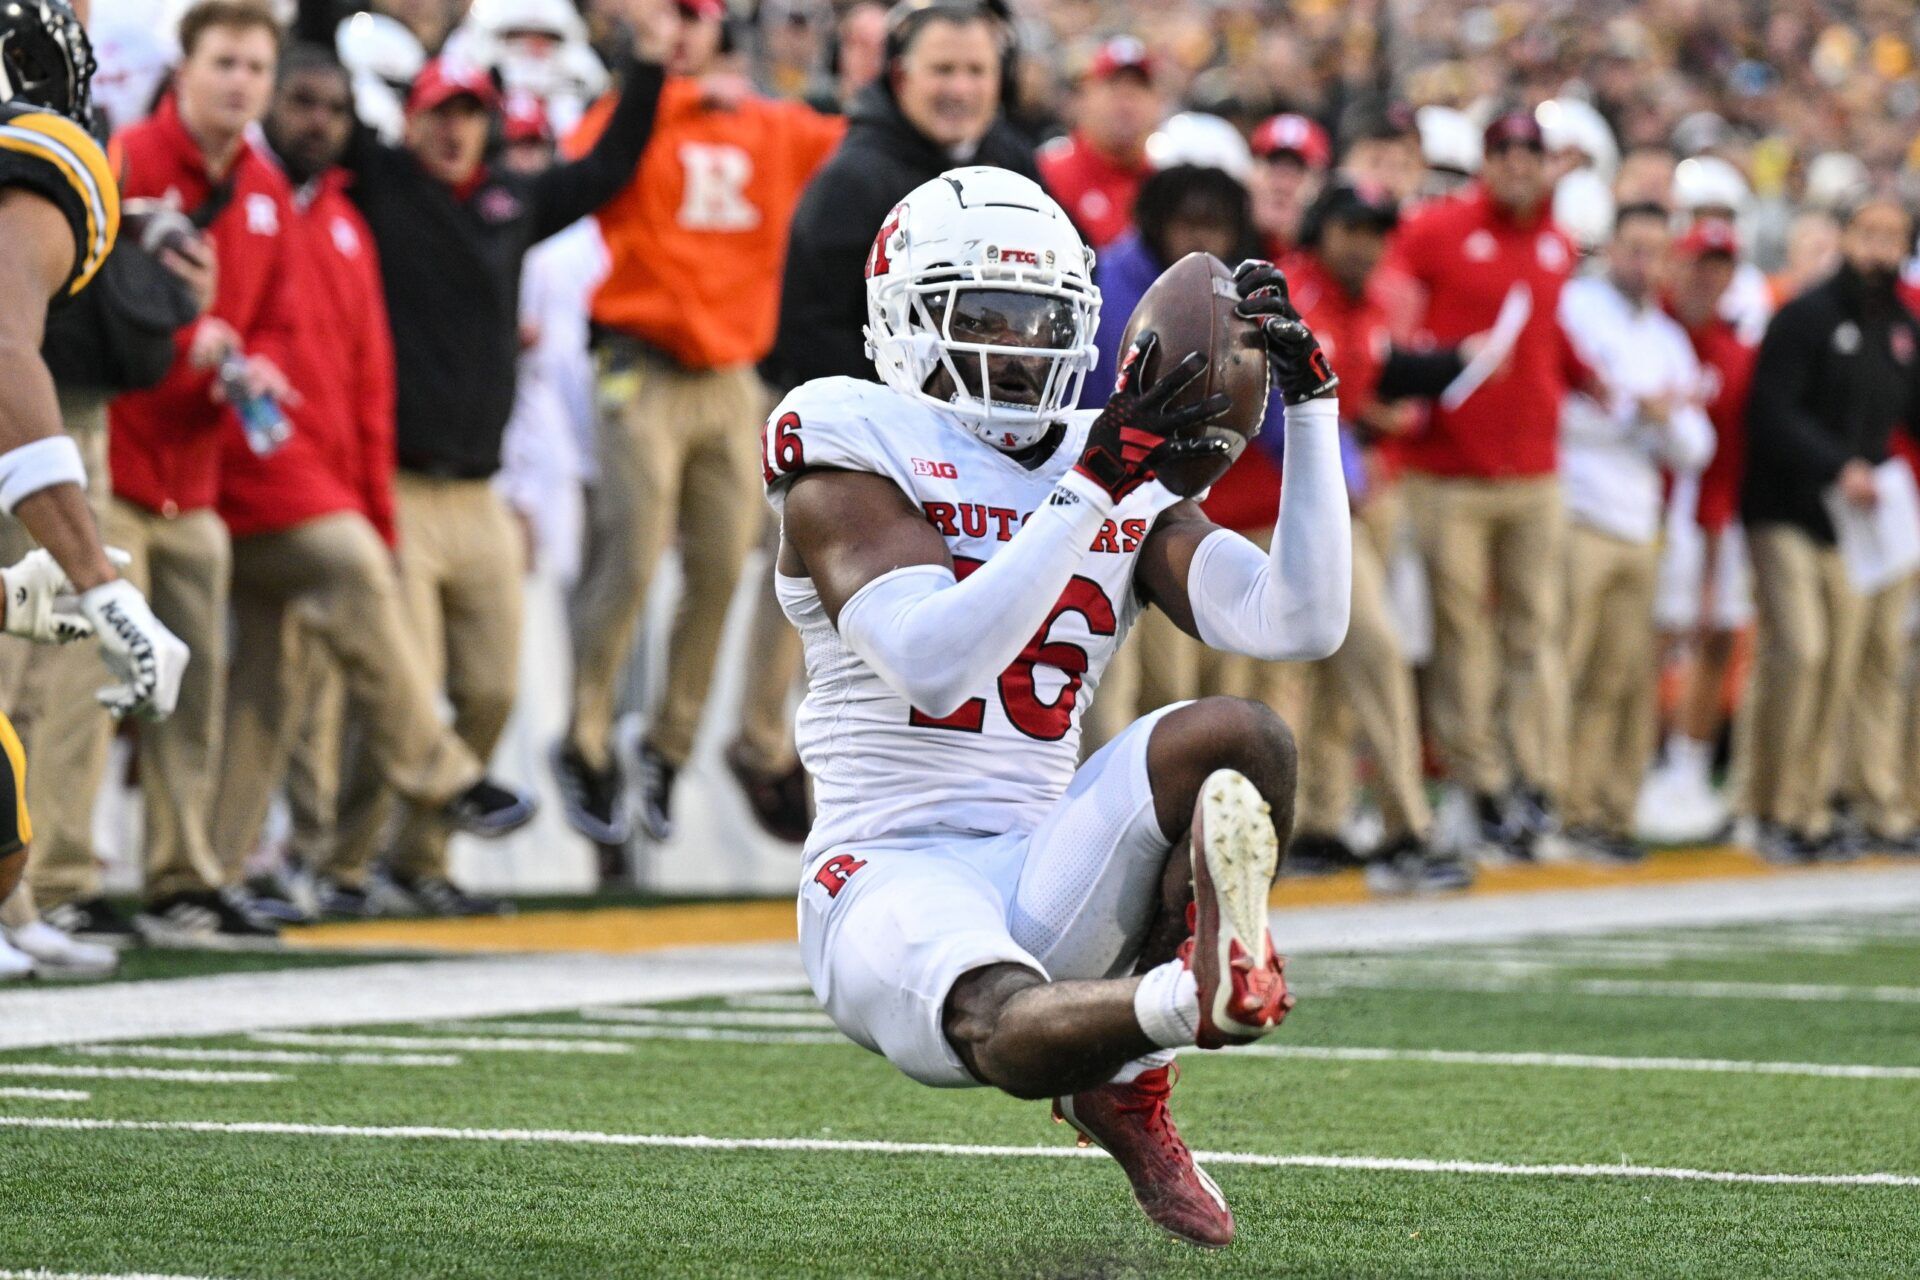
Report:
286,657,344,872
1741,523,1910,833
1295,512,1432,841
1405,473,1566,800
0,392,114,909
568,342,767,769
731,532,804,774
338,476,522,881
1562,525,1660,835
211,514,484,882
104,498,230,900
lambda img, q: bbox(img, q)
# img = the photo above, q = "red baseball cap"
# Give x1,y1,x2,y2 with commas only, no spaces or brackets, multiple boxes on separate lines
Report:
676,0,727,20
1087,35,1156,83
1482,110,1545,152
1676,216,1740,260
407,59,499,116
501,94,550,145
1251,113,1331,171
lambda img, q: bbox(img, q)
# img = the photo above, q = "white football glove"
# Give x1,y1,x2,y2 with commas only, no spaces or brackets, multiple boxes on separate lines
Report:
78,578,190,721
1,549,95,644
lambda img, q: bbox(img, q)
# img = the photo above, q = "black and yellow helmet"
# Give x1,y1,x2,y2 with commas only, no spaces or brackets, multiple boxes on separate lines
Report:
0,0,95,128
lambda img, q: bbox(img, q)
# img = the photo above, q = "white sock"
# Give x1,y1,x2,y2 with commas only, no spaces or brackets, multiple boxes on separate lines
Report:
1669,735,1714,785
1133,959,1201,1049
1110,1049,1177,1084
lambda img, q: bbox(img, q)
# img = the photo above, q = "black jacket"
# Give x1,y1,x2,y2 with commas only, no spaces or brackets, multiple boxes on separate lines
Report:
343,59,663,478
764,82,1039,392
1741,264,1920,543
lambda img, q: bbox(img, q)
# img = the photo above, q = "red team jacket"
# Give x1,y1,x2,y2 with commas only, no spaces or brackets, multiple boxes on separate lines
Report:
1672,305,1755,534
1037,131,1150,250
218,168,397,544
1388,184,1586,479
109,95,297,516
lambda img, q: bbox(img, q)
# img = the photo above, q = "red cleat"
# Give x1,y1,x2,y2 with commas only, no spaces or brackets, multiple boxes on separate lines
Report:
1054,1065,1234,1249
1181,769,1294,1048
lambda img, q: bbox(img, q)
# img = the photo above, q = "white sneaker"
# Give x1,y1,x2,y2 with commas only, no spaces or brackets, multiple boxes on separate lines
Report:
0,932,35,981
1635,763,1729,844
7,919,118,977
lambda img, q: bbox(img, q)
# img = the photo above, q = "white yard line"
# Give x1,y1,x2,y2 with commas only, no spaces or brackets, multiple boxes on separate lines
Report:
1272,864,1920,953
251,1032,631,1056
67,1046,461,1068
0,1087,87,1101
1222,1044,1920,1080
0,945,807,1051
579,1007,837,1029
1,1115,1912,1189
1318,974,1920,1003
720,994,820,1011
431,1021,847,1045
0,1063,281,1084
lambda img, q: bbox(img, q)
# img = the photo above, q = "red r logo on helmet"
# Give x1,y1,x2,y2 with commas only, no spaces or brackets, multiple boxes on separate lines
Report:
867,203,906,279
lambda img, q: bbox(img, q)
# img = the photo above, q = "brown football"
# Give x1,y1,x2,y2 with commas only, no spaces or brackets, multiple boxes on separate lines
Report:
1116,251,1271,498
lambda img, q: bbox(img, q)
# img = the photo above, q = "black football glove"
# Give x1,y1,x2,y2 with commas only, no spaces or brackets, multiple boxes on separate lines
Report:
1074,334,1235,504
1233,259,1341,406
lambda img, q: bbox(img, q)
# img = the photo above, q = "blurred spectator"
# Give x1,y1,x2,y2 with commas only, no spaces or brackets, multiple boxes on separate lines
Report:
809,0,887,113
558,0,843,849
1673,155,1774,342
1556,202,1714,864
1339,105,1423,205
1641,218,1753,844
1738,198,1920,862
1036,35,1164,250
1769,208,1842,309
1247,112,1330,259
1280,180,1478,893
211,46,530,922
110,0,297,946
769,0,1037,390
1613,145,1676,208
329,0,670,902
1391,111,1585,861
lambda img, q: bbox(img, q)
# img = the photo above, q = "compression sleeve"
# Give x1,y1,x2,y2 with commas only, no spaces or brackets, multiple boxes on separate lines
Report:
1184,396,1351,661
836,470,1114,719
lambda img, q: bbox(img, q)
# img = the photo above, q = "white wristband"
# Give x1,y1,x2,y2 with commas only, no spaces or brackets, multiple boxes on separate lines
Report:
0,436,87,514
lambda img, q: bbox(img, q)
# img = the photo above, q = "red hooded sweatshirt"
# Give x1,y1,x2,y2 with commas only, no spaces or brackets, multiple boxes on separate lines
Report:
108,95,298,517
1387,184,1587,479
218,167,396,543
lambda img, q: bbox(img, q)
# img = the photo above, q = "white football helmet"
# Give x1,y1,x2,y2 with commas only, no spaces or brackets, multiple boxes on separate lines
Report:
864,167,1101,452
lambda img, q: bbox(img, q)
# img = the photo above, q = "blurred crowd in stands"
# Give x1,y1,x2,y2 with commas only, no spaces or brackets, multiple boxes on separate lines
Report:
6,0,1920,979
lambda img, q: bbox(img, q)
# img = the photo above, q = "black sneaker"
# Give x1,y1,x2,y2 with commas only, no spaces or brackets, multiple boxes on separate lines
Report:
134,890,280,950
1562,825,1646,865
387,873,511,918
41,897,138,949
1750,821,1819,866
312,876,379,920
1284,832,1360,877
1365,834,1474,895
725,743,810,844
1502,786,1558,860
634,740,678,841
444,777,537,838
241,876,315,925
552,743,630,844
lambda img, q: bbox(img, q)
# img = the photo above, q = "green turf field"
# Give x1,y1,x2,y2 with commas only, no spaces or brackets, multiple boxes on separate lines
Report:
2,912,1917,1279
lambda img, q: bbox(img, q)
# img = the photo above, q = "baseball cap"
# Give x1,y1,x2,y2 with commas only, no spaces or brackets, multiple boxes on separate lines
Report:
1482,110,1545,153
407,59,499,115
676,0,727,19
1087,34,1155,82
1676,217,1739,260
1305,179,1400,242
1251,113,1331,170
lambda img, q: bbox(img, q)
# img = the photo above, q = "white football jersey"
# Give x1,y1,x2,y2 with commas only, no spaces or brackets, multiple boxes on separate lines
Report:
766,377,1183,860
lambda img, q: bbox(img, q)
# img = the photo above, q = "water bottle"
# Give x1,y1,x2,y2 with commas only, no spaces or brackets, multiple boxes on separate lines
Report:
219,352,291,457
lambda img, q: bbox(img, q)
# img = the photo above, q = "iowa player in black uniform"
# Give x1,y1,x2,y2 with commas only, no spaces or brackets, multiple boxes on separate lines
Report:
0,0,188,902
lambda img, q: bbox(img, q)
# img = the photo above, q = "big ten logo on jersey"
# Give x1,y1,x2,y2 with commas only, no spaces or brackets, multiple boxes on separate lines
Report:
910,557,1115,742
677,142,759,232
920,501,1146,554
911,457,958,479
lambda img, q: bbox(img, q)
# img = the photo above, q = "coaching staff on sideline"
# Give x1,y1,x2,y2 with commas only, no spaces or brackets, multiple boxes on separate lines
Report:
306,0,675,885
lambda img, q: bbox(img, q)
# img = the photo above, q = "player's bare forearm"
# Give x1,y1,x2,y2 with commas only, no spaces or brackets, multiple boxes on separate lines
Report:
0,192,117,590
1133,500,1223,640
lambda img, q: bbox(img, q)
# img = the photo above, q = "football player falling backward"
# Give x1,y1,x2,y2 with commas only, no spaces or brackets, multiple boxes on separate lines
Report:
769,167,1350,1249
0,0,190,907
